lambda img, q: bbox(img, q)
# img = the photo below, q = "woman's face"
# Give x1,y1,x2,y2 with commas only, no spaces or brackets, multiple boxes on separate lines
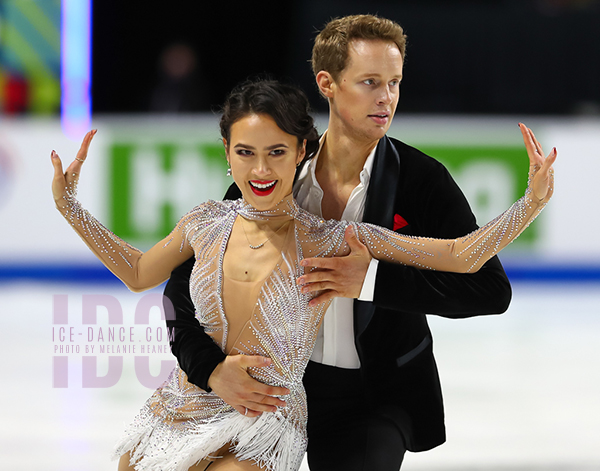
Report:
225,113,305,211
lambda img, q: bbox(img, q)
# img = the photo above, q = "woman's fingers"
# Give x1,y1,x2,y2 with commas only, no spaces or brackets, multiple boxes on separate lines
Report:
50,150,64,177
519,123,538,165
51,150,67,202
531,146,557,201
68,129,97,175
529,128,545,157
75,129,96,163
520,123,544,167
51,130,97,204
519,123,556,202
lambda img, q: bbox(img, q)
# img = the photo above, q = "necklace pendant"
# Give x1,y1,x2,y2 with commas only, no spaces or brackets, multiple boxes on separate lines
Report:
249,242,265,250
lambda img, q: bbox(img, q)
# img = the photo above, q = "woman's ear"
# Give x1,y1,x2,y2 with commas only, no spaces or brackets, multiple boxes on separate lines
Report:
297,140,307,166
222,138,231,168
223,137,230,158
316,71,335,99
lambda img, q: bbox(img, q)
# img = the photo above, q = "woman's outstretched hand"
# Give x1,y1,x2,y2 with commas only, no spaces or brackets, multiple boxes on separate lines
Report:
519,123,556,202
51,130,97,206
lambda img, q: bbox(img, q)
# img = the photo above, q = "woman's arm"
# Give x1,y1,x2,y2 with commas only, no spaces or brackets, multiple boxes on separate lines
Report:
51,131,193,292
355,124,556,274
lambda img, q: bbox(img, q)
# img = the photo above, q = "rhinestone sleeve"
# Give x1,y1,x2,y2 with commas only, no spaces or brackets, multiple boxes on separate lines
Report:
55,182,194,290
354,178,552,274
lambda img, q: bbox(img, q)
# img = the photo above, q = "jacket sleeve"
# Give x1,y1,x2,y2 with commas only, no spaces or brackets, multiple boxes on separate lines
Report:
164,256,225,391
374,256,511,318
163,183,242,390
372,151,514,319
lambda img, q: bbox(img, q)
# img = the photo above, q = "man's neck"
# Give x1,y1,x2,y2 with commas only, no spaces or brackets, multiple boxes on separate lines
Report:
313,122,381,220
316,123,379,186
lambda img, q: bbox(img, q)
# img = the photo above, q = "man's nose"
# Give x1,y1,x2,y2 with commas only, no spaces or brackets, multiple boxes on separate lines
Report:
377,87,393,105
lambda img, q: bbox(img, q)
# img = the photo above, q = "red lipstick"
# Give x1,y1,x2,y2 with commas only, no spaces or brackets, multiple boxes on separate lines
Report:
249,180,277,196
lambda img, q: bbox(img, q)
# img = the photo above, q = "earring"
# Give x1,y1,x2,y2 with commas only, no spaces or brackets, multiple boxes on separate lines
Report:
226,168,232,177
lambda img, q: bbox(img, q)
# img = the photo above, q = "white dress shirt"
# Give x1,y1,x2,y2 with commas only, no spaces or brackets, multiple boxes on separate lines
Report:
293,134,379,369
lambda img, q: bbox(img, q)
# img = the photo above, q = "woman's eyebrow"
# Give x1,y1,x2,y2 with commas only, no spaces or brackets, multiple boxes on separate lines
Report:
265,143,289,150
234,143,255,149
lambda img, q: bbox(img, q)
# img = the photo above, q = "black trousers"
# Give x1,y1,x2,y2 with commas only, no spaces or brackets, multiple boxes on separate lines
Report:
303,361,407,471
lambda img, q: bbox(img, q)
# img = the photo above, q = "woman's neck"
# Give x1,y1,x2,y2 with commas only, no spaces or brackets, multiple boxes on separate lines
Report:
237,193,298,226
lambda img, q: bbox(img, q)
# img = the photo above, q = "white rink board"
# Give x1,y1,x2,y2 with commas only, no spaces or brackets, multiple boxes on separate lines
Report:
0,115,599,269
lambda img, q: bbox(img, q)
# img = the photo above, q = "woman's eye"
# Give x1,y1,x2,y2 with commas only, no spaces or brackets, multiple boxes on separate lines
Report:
270,149,286,156
236,149,253,156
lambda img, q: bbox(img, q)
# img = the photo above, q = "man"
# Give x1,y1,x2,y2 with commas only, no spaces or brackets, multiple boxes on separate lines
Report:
164,14,511,470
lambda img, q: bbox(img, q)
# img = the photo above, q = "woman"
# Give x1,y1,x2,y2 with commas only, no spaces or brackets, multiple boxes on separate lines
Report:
51,80,555,471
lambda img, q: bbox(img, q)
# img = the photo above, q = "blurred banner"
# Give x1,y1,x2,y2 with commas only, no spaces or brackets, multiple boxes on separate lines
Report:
0,0,61,114
1,115,598,282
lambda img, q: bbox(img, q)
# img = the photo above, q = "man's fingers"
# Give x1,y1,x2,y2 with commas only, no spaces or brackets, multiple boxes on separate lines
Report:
300,257,332,269
245,379,290,399
344,225,367,253
308,290,337,306
239,355,272,369
244,408,263,418
301,281,331,294
297,269,332,285
236,355,290,397
232,405,263,418
257,383,290,397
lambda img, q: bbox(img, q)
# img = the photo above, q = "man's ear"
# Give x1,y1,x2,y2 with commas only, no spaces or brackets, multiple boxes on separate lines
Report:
316,71,335,99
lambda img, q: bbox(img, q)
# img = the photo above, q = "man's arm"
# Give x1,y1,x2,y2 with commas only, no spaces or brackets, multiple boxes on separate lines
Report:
164,257,226,391
373,257,511,318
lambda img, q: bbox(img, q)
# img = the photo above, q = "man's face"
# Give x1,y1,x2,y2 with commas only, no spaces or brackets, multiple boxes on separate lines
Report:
329,39,403,142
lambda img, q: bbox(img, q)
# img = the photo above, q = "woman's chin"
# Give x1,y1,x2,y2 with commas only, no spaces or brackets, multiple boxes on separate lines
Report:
241,186,293,210
242,193,278,210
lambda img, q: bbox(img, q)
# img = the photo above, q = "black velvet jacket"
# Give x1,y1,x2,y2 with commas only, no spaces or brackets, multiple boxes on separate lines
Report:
164,136,512,452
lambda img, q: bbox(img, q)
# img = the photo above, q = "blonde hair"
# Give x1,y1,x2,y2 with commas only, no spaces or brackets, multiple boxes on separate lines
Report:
312,14,407,81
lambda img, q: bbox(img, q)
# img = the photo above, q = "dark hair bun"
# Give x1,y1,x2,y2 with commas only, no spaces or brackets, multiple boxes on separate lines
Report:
220,79,320,160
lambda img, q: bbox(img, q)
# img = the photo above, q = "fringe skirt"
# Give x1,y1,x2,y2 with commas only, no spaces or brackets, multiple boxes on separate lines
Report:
112,366,307,471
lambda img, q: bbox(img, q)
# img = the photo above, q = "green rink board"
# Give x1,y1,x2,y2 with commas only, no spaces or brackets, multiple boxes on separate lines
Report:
421,145,535,245
108,140,536,247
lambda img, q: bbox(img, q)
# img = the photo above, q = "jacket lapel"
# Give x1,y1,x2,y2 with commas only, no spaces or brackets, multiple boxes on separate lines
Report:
354,136,401,339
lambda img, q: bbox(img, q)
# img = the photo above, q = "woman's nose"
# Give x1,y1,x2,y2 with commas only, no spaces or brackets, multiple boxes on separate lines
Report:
253,157,271,176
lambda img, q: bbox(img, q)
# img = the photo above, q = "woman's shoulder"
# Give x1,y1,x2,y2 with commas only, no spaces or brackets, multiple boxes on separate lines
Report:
294,207,349,256
184,199,239,219
295,206,339,230
177,199,239,234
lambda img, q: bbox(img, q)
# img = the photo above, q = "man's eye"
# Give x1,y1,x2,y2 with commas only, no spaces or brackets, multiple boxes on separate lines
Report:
363,79,375,85
390,80,400,87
